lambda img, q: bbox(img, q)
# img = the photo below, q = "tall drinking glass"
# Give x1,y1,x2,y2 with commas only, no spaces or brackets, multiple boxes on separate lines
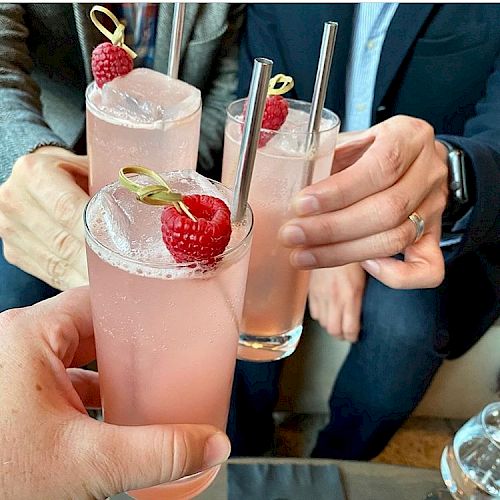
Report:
440,401,500,498
84,170,253,499
86,68,202,194
222,98,339,361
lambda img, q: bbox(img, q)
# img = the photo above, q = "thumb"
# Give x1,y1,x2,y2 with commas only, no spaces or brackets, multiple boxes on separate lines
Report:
78,419,230,497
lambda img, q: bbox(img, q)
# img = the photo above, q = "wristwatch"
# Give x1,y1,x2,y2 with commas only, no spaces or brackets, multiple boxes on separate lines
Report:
438,139,471,224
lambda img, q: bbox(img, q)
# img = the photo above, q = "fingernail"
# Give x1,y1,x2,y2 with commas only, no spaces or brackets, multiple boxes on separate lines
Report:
292,251,317,268
362,259,380,274
293,195,320,216
280,225,306,246
203,432,231,469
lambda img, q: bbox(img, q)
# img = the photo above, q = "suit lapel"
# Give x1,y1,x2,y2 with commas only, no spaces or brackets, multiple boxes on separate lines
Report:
277,4,354,120
373,3,435,113
72,3,102,83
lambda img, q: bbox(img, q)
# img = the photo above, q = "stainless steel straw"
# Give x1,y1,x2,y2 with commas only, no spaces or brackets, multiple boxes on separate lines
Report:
231,58,273,222
304,21,338,178
167,3,186,79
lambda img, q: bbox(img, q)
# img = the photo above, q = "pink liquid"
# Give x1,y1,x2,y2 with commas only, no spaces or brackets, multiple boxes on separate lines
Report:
86,68,201,194
85,174,252,498
222,103,338,360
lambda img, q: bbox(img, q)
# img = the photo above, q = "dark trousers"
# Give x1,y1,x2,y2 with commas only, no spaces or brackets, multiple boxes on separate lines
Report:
228,275,452,459
0,239,58,312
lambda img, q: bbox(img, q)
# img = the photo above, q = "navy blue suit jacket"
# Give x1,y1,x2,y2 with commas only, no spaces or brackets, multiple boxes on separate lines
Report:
237,4,499,356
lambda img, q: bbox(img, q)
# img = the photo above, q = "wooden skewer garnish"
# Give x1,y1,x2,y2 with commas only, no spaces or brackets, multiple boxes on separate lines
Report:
119,166,196,221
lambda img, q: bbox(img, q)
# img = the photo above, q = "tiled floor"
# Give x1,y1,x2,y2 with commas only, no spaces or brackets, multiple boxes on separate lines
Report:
271,412,465,469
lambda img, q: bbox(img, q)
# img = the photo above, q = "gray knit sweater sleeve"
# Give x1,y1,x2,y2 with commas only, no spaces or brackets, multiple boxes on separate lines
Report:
0,4,67,184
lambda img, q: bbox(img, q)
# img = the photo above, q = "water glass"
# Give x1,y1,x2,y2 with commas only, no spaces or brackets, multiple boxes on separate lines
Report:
440,401,500,499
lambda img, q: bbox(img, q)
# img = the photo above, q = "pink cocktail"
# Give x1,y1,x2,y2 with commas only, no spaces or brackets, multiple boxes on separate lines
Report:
84,170,253,499
222,99,339,361
86,68,201,194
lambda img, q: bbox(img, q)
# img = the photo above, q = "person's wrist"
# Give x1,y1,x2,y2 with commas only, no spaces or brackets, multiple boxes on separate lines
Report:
434,139,449,167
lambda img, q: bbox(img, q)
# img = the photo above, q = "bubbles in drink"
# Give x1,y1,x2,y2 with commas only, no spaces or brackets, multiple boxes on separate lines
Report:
86,170,249,279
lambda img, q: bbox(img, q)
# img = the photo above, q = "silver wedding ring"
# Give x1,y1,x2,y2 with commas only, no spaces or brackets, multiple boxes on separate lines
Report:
408,212,425,243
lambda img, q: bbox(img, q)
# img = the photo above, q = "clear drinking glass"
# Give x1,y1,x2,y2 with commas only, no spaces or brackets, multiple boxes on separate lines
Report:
85,170,253,499
440,401,500,499
86,68,202,194
222,98,340,362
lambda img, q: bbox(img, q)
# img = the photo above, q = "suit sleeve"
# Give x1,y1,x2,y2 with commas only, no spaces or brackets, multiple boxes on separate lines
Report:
0,4,67,184
197,4,245,177
437,51,500,259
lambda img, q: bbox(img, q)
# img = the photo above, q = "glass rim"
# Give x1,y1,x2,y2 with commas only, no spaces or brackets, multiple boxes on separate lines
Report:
85,80,202,126
84,176,254,271
226,97,340,136
480,401,500,448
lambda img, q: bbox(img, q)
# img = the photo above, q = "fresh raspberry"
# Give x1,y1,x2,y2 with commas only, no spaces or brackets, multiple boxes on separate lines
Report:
161,195,232,263
91,42,133,88
243,94,289,147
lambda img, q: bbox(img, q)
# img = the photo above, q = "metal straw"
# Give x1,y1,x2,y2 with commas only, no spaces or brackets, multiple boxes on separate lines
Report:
304,21,338,177
167,3,186,79
231,57,273,222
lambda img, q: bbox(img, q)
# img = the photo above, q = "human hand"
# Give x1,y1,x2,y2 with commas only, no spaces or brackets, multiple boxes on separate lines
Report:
279,116,449,289
309,263,366,342
0,287,230,499
0,146,90,290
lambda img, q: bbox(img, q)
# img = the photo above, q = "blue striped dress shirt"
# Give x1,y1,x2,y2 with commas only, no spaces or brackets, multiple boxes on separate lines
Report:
344,3,399,132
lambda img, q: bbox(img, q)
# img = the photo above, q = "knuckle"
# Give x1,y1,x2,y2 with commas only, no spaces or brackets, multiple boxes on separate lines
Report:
0,185,17,214
0,219,14,239
13,153,40,180
316,215,336,244
53,191,78,225
328,328,343,338
372,145,403,185
11,154,31,173
164,428,189,481
54,230,82,261
407,116,435,141
46,254,67,282
344,331,359,342
381,193,410,227
380,226,409,256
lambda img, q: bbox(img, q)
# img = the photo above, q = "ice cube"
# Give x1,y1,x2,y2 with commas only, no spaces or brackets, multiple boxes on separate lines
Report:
164,170,230,205
267,109,336,156
95,68,201,127
92,189,132,255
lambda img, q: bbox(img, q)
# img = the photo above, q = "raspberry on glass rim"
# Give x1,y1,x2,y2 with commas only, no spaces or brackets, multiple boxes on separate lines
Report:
91,42,134,88
89,5,137,87
118,166,232,264
242,73,295,147
161,195,232,263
